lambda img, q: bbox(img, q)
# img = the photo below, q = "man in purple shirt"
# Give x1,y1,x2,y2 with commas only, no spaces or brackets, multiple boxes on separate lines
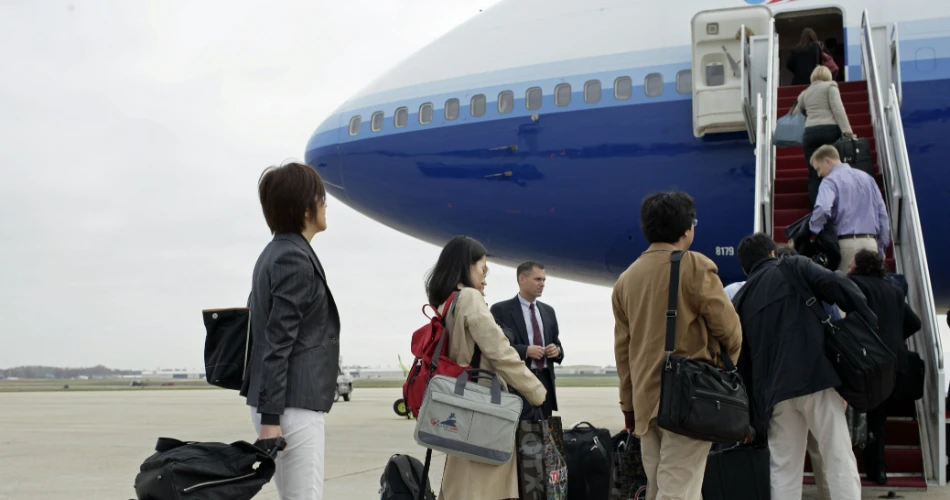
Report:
809,145,890,272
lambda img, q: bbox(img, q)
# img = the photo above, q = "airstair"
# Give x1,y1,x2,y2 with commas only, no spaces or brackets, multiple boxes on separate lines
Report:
745,10,947,490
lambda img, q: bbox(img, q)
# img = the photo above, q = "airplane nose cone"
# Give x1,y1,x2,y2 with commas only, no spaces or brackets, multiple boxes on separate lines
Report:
304,114,345,199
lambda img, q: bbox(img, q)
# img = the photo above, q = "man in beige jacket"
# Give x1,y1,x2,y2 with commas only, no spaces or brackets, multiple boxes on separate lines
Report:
612,192,742,500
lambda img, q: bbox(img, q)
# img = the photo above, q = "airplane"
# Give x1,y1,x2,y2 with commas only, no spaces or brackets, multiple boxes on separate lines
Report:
306,0,948,487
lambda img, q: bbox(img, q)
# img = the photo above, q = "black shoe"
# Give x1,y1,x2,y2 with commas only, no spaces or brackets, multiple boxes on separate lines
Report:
867,467,888,485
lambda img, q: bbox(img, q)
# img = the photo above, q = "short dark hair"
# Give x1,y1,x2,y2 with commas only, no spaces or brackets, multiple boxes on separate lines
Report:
774,244,798,257
258,162,327,235
639,192,696,244
517,261,544,277
425,236,488,307
849,249,888,278
737,233,777,274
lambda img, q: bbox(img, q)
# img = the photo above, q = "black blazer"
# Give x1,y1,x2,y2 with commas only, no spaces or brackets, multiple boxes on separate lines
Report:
489,295,565,376
240,233,341,424
850,274,922,375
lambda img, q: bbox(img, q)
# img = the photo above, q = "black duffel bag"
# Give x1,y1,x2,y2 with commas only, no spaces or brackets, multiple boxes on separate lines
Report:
134,437,285,500
778,261,897,412
564,422,613,500
657,251,751,444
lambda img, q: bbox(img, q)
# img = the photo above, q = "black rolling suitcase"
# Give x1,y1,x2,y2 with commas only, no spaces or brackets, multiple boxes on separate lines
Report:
834,137,875,176
563,422,613,500
702,443,770,500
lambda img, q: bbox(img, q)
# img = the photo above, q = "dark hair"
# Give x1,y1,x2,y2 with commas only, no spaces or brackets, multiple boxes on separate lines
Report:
796,28,818,52
737,233,777,274
774,244,798,257
640,192,696,244
517,261,544,277
258,162,327,235
425,236,488,307
849,249,888,278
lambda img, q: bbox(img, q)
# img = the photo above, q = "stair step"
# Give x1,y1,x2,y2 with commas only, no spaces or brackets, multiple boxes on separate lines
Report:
777,100,871,117
776,139,877,158
775,177,808,193
778,81,869,96
774,208,810,226
778,91,868,110
804,447,923,474
803,475,927,489
775,193,810,210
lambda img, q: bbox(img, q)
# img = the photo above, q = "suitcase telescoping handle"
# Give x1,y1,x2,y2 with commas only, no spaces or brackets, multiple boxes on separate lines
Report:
454,369,503,405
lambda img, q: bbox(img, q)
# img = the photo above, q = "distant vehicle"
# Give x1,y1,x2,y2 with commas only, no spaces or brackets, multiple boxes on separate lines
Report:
393,354,412,419
335,362,352,402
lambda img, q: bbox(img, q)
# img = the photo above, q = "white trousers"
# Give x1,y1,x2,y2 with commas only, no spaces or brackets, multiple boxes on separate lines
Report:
251,407,326,500
768,389,861,500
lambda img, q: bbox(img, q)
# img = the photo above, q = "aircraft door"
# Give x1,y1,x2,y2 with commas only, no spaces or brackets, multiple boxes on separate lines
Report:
690,7,772,138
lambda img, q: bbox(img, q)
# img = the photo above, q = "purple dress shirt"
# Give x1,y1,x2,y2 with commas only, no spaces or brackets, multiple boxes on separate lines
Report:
809,163,891,255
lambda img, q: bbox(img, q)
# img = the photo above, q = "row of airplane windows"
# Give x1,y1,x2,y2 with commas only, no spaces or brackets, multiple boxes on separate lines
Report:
348,70,695,136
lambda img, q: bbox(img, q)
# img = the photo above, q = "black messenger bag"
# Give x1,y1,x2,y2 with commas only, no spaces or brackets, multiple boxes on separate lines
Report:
657,251,751,443
202,305,251,390
777,260,897,412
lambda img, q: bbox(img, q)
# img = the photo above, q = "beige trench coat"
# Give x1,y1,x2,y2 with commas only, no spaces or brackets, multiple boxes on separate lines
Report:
437,286,547,500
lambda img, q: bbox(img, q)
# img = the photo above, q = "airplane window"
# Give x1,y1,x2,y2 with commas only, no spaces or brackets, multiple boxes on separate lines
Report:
705,64,725,87
348,116,361,136
394,107,408,128
471,94,486,117
371,111,384,132
555,83,571,106
676,70,692,94
644,73,664,97
584,80,601,104
419,103,433,124
526,87,542,110
445,98,459,120
614,77,633,100
498,91,514,114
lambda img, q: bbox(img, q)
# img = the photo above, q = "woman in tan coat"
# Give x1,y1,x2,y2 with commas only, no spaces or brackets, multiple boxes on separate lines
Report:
425,235,547,500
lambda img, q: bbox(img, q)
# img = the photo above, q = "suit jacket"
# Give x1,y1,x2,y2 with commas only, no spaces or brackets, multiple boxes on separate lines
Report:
490,295,564,410
240,233,341,423
612,244,742,437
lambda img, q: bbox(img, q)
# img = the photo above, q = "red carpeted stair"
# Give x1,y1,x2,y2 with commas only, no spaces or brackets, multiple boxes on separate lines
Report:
774,81,921,489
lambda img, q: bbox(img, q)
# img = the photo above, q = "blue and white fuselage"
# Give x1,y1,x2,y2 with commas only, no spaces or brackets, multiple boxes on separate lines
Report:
305,0,950,304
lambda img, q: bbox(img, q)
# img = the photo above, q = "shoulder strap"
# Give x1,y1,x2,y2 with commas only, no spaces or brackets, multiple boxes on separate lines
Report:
776,259,833,326
155,437,195,452
666,251,737,370
443,290,482,369
392,455,423,499
665,251,684,353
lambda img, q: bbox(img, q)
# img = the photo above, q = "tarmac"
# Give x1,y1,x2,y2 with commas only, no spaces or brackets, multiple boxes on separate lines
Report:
0,387,945,499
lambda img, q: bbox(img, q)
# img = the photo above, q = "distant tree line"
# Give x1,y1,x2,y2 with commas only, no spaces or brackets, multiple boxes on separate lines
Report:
0,365,141,379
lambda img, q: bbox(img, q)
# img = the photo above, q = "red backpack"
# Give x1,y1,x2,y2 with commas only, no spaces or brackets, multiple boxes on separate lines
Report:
402,291,480,418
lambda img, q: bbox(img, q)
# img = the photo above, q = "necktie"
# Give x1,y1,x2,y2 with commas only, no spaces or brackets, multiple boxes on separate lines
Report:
529,303,544,369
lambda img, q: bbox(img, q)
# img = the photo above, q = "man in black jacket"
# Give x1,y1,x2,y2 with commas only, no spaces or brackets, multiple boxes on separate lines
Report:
732,233,876,500
490,261,564,417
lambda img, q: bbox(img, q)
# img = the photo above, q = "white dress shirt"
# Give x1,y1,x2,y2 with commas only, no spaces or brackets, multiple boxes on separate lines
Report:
518,294,546,367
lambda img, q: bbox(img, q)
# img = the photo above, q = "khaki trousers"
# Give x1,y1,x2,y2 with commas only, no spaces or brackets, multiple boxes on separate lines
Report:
838,236,878,272
769,389,861,500
639,420,711,500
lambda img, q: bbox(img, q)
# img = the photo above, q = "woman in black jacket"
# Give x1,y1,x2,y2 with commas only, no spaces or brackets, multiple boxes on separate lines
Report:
786,28,831,85
848,249,922,485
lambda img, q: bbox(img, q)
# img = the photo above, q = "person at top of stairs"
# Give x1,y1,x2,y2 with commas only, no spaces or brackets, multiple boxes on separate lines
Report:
794,65,854,206
809,145,890,272
786,28,833,86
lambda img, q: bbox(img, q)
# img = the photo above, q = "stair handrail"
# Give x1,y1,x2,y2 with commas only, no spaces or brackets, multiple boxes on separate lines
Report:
860,10,895,199
886,84,947,486
753,92,768,234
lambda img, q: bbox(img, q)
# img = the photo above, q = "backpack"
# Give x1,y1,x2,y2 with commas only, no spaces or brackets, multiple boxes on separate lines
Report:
201,304,251,390
133,437,284,500
379,454,435,500
402,291,480,419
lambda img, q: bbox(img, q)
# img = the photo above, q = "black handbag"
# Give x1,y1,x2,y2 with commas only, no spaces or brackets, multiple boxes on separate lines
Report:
777,260,897,412
564,422,613,500
898,350,926,402
201,304,251,390
657,251,751,444
134,437,285,500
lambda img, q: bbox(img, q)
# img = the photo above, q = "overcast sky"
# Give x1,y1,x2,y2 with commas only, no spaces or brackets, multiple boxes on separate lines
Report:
1,1,947,371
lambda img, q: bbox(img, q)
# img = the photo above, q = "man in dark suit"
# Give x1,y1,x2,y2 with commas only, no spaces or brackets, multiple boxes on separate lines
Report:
490,261,564,417
240,162,341,500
